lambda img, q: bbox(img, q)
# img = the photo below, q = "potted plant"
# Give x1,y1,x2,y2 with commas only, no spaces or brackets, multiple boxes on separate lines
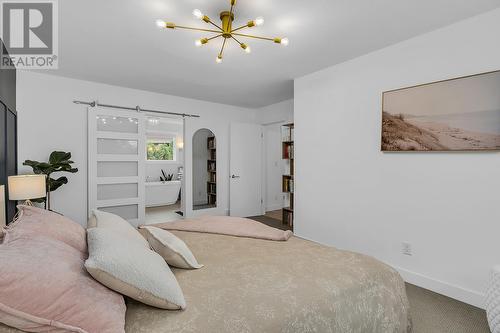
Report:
23,151,78,210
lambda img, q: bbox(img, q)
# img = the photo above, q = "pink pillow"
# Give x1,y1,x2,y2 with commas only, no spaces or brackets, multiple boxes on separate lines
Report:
6,205,87,254
0,214,126,333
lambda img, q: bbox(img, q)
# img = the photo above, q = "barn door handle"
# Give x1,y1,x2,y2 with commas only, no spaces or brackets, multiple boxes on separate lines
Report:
231,175,240,179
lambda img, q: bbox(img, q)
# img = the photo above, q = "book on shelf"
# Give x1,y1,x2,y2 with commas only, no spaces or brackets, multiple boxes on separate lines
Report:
283,143,294,159
283,177,294,193
207,136,216,149
209,172,216,182
207,183,217,194
207,161,216,172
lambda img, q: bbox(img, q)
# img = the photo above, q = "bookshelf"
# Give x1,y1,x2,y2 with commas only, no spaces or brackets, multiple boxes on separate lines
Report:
282,123,294,229
207,136,216,206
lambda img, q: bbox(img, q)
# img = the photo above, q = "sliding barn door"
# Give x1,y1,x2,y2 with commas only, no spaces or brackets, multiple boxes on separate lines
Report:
88,107,145,227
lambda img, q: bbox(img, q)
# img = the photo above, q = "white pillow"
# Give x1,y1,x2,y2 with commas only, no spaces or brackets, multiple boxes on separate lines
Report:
140,226,203,269
90,210,149,248
85,228,186,310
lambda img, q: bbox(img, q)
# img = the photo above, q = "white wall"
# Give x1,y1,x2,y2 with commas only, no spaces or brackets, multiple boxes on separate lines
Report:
17,71,256,225
294,8,500,308
257,99,294,125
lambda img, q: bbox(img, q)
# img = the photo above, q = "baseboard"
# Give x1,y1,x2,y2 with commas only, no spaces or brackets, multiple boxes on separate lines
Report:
394,265,485,309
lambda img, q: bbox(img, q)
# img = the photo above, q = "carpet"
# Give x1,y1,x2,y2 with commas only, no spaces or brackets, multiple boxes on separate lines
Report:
407,283,490,333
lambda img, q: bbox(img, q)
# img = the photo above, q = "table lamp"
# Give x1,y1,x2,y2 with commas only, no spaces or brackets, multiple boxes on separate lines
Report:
8,175,47,206
0,185,5,227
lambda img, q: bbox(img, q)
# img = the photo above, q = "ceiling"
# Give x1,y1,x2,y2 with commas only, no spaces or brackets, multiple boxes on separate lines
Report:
49,0,500,108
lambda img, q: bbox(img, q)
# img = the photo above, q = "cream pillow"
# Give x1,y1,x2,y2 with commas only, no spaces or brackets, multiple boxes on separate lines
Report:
90,210,149,248
140,226,203,269
85,228,186,310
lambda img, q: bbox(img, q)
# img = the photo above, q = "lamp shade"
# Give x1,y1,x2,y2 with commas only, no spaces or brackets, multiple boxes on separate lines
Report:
0,185,5,227
8,175,46,201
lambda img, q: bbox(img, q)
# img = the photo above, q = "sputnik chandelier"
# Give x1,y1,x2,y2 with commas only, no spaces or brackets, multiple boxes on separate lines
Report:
156,0,289,64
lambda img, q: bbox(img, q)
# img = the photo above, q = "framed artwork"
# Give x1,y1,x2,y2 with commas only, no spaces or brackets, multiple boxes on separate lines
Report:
382,70,500,151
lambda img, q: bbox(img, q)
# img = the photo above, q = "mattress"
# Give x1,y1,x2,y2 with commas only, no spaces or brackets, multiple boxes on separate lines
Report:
0,231,412,333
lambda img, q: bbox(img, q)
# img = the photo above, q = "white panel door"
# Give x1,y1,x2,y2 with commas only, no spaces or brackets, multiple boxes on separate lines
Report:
88,107,145,227
230,122,263,217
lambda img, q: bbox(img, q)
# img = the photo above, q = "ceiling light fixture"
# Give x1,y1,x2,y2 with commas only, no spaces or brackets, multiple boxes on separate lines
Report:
156,0,289,63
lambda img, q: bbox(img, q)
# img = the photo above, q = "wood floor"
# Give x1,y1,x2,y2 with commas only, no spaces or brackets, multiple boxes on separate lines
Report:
249,213,292,231
265,209,282,221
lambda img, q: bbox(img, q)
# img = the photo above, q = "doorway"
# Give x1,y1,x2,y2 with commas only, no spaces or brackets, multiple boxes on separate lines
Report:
192,128,217,211
144,116,184,224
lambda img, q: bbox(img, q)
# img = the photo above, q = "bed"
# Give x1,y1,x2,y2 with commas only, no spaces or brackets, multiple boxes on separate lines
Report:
0,222,411,333
125,230,412,332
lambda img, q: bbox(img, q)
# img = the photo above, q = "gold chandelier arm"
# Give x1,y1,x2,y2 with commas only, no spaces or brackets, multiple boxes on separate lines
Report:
207,34,223,41
232,32,274,42
231,24,249,33
229,0,236,17
173,25,222,34
218,38,228,58
230,35,244,47
206,19,223,31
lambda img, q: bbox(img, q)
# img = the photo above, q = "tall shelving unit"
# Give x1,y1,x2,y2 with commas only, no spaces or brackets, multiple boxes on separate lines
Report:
282,123,294,229
207,136,217,206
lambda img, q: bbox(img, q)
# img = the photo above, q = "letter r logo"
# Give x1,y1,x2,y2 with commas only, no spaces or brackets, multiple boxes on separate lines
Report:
1,2,53,54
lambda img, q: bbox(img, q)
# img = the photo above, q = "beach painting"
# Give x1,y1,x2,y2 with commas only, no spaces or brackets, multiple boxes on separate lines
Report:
382,70,500,151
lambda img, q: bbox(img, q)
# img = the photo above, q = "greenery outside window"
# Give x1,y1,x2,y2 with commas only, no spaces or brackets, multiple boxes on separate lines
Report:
147,138,176,161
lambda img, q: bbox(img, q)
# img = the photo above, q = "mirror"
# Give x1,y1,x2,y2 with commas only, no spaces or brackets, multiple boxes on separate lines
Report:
192,129,216,210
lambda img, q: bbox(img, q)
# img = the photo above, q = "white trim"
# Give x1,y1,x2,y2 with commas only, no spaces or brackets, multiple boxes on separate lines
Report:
96,177,139,185
96,132,139,140
96,154,139,162
394,266,485,309
96,198,139,207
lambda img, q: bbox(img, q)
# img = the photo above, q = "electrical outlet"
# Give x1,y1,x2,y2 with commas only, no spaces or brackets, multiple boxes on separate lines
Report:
402,242,412,256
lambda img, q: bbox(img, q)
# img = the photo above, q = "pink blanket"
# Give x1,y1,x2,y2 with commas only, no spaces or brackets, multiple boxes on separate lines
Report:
149,216,293,241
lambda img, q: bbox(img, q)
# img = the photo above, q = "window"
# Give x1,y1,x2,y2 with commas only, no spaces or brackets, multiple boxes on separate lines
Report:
147,138,176,161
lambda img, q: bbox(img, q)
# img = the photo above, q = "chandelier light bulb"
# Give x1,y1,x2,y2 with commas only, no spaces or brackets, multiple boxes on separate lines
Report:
245,46,251,54
193,9,204,19
195,39,202,47
255,16,264,26
156,20,166,28
216,56,223,64
281,38,289,46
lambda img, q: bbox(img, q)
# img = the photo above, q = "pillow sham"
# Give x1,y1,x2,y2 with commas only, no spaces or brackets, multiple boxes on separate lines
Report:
0,224,126,333
7,205,87,253
140,226,203,269
85,227,186,310
89,209,149,248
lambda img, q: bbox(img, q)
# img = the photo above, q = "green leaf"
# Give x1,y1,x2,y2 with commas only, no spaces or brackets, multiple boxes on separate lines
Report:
22,151,78,207
49,151,71,164
48,176,68,192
